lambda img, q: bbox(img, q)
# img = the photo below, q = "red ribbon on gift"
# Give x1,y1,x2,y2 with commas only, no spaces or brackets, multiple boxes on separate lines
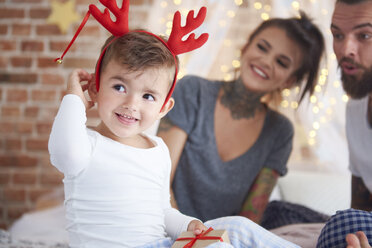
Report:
175,227,224,248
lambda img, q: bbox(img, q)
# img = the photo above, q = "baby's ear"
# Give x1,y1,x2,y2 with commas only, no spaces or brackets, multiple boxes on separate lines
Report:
88,75,98,102
159,97,175,119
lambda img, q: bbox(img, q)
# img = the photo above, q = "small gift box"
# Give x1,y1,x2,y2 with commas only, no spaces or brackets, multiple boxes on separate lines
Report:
171,227,230,248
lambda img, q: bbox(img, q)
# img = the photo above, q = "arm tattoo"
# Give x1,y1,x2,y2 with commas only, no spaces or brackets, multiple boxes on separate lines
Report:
157,117,175,133
240,168,278,223
351,175,372,211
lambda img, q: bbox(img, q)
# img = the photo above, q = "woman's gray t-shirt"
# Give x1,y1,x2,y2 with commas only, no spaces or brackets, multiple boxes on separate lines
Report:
167,75,293,222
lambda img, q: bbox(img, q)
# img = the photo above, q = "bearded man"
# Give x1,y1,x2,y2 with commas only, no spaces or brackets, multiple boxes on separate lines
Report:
317,1,372,247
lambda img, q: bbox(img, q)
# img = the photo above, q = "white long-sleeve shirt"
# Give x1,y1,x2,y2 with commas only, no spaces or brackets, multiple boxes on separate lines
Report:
346,96,372,192
48,94,195,248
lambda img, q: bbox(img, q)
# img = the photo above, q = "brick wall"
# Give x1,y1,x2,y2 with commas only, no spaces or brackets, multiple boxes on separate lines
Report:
0,0,260,229
0,0,153,229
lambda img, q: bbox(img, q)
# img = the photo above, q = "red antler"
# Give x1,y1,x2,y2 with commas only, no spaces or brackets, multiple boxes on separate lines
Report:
89,0,129,36
167,6,209,55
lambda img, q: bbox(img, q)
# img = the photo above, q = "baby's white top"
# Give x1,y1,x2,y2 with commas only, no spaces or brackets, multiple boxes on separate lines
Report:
48,95,195,248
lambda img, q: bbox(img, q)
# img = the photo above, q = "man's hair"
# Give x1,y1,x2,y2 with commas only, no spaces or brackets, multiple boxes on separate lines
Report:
336,0,371,4
98,31,179,82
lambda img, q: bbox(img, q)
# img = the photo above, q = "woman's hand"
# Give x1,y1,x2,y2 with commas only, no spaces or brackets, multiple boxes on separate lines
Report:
67,69,95,110
187,220,208,236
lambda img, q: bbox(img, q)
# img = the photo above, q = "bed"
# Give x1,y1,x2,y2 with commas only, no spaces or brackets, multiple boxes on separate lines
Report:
5,167,351,248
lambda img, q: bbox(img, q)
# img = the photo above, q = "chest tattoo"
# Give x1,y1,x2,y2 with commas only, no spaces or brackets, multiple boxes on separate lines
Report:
220,78,264,120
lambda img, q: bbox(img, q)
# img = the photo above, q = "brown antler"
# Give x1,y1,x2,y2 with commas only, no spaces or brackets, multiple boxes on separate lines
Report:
89,0,129,36
167,6,209,55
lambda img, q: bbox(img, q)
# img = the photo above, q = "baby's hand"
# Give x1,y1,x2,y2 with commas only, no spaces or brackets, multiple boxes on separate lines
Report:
67,69,95,110
187,220,208,236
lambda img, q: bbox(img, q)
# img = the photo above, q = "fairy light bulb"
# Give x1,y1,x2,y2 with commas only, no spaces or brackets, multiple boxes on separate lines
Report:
319,75,327,85
173,0,181,5
291,101,298,109
254,2,262,9
232,60,240,68
282,89,291,97
261,13,269,20
310,95,317,103
315,85,322,93
291,1,300,10
224,74,232,81
281,100,289,108
234,0,243,6
294,86,300,94
309,130,317,138
313,106,320,114
313,122,320,130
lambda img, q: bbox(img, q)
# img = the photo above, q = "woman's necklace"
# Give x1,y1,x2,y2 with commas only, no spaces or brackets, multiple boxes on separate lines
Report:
220,78,265,120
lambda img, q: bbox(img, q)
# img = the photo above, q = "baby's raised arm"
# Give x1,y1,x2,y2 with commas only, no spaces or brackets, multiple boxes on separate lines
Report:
48,69,95,177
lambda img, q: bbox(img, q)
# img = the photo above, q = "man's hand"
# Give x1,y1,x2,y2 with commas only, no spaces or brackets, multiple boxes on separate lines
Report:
187,220,208,236
67,69,95,110
346,231,371,248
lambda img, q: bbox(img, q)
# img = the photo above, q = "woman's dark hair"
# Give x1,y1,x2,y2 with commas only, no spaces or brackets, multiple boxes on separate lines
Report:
336,0,371,4
242,11,325,103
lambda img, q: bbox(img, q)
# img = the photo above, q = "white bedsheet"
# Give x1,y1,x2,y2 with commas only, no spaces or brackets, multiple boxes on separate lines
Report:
9,204,68,244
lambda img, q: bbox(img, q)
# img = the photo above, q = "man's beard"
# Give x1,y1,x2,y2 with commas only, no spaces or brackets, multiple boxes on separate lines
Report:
340,57,372,99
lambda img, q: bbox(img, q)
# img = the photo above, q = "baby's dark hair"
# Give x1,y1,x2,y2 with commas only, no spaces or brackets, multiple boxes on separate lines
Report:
97,31,179,86
243,11,325,103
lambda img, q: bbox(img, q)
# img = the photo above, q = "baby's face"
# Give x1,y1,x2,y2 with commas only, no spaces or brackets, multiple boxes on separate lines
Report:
93,59,172,143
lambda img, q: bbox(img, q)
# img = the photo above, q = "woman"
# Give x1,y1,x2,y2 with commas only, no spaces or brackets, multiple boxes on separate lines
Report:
157,11,325,224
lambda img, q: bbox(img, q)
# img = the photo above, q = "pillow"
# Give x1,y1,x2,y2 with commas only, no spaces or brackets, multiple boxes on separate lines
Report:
277,170,351,216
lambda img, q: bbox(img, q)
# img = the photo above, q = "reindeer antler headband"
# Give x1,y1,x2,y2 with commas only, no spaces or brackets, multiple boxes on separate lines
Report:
55,0,209,109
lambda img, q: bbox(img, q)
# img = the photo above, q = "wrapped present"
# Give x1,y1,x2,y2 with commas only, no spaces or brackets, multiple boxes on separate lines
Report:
171,227,230,248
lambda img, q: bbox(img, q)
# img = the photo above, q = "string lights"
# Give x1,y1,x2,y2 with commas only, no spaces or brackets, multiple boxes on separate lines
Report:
156,0,347,150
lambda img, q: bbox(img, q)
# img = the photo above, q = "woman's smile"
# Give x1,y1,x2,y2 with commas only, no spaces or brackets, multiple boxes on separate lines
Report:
251,64,269,79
